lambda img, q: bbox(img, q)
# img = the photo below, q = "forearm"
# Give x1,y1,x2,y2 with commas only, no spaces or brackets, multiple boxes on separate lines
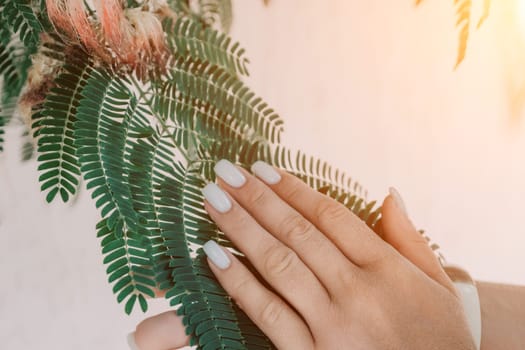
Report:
478,281,525,350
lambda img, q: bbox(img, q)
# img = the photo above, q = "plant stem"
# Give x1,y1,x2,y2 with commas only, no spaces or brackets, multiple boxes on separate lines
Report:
129,73,192,164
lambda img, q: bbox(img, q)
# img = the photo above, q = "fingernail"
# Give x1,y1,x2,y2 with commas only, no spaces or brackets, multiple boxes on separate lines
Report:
251,161,281,184
203,240,231,269
214,159,246,188
389,187,408,215
127,332,140,350
202,183,232,213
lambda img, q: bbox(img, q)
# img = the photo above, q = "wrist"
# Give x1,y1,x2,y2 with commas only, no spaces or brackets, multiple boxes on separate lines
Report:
477,281,525,350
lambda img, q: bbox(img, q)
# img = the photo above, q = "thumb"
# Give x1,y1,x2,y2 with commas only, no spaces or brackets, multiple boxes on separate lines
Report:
129,310,189,350
379,187,455,294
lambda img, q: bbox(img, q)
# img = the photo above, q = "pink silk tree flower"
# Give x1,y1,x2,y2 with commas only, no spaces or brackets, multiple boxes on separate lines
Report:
45,0,168,70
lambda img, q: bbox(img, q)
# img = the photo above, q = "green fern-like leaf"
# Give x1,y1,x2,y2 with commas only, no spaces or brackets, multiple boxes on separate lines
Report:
0,4,40,155
75,69,144,235
20,127,34,160
75,68,157,314
0,112,8,154
128,136,176,292
1,0,42,49
96,218,155,314
32,49,91,202
0,3,439,349
0,118,4,152
0,38,32,95
206,140,379,227
272,146,380,226
0,85,18,152
272,145,365,195
0,43,21,91
152,77,249,154
155,160,274,348
164,55,284,144
164,18,250,76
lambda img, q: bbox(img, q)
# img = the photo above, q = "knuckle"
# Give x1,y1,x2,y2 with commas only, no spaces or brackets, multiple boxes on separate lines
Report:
264,245,298,276
282,182,303,202
408,237,431,247
230,276,252,300
219,205,251,238
337,267,357,289
229,206,251,228
246,186,267,207
280,214,314,243
366,246,399,271
259,298,286,325
316,199,348,223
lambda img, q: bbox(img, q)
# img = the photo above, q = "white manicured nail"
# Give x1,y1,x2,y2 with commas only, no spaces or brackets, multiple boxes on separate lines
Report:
251,161,281,184
214,159,246,188
203,240,231,269
202,183,232,213
389,187,408,215
127,332,140,350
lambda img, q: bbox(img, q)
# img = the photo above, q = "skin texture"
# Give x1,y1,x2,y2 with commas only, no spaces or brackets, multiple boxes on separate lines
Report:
132,163,473,349
130,175,525,350
196,165,474,350
477,282,525,349
131,162,522,349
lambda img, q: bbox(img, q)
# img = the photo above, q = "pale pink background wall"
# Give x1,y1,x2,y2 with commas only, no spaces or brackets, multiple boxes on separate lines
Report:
1,0,525,349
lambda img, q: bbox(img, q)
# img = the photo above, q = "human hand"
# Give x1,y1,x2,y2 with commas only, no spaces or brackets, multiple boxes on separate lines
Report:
128,159,475,350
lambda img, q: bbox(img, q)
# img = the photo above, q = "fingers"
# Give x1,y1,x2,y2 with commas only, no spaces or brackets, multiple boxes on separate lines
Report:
254,161,389,267
203,241,315,350
213,159,357,296
130,311,189,350
202,181,331,323
380,188,455,293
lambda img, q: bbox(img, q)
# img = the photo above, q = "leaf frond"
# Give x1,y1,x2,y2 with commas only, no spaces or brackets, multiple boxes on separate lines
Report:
0,87,18,152
32,48,91,202
75,68,157,313
20,126,34,160
454,0,472,67
0,36,32,94
0,0,42,49
477,0,490,29
155,158,273,348
164,55,284,144
164,18,249,77
1,1,441,347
